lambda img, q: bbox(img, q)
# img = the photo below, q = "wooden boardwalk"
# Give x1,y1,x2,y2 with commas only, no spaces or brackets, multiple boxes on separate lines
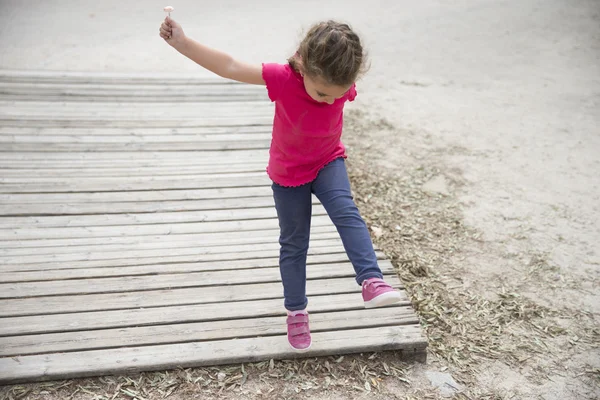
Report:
0,70,426,385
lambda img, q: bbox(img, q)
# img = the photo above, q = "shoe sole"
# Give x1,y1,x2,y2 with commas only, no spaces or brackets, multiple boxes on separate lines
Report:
364,291,404,308
288,341,312,352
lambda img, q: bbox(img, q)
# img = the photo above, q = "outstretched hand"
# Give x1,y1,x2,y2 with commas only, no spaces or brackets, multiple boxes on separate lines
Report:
159,16,185,47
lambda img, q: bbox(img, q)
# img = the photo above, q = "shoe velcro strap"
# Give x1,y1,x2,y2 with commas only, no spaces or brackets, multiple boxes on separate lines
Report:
369,281,391,289
289,325,310,336
287,314,309,324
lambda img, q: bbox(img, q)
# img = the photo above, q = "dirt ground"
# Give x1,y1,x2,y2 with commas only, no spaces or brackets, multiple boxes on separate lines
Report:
1,0,599,399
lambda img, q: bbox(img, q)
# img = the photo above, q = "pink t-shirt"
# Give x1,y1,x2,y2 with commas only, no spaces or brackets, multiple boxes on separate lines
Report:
262,63,357,187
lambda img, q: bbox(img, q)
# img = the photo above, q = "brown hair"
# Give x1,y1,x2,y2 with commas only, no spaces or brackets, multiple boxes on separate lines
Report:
288,20,368,87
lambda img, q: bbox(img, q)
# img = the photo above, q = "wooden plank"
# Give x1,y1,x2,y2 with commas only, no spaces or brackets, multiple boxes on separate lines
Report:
0,101,273,114
0,225,334,251
0,126,270,136
0,163,268,178
0,174,271,192
0,207,328,232
0,90,266,101
0,81,263,91
0,187,272,204
0,91,264,99
0,157,268,168
0,307,418,357
0,204,327,229
0,215,334,241
0,237,345,265
0,164,267,175
0,90,259,99
0,196,277,216
0,141,270,152
0,112,273,123
0,287,409,336
0,260,395,298
0,196,283,216
0,245,349,273
0,84,262,93
0,81,264,91
0,117,274,128
0,238,343,268
0,172,272,186
0,149,267,160
0,70,257,84
0,133,272,144
0,324,426,385
0,171,266,187
0,95,266,103
0,250,378,283
0,229,337,257
0,97,268,106
0,274,395,317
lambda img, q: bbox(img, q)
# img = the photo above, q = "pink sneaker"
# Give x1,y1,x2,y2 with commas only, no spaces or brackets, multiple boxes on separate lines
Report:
286,312,311,352
362,278,403,308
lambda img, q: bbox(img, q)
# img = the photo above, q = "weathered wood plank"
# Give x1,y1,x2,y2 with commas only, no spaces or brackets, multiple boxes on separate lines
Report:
1,141,270,152
0,260,394,298
0,167,268,179
0,196,282,216
0,85,263,95
0,324,426,385
0,70,259,84
0,257,386,298
0,133,272,144
0,95,266,103
0,250,381,283
0,101,273,115
0,159,268,168
0,163,268,178
0,214,334,241
0,187,272,204
0,80,263,90
0,307,418,357
0,117,274,128
0,274,396,317
0,225,334,251
0,204,327,229
0,174,271,192
0,245,349,273
0,287,409,336
0,149,267,160
0,126,270,136
0,238,343,268
0,87,267,102
0,171,266,188
0,230,337,258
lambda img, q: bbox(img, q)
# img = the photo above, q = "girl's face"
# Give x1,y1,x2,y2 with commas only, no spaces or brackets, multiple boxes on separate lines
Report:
302,74,352,105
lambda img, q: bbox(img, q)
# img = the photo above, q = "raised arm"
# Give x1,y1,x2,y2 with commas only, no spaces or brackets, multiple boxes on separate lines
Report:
160,17,265,85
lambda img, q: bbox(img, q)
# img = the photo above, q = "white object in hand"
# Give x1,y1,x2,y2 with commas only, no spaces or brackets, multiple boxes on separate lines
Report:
164,6,174,17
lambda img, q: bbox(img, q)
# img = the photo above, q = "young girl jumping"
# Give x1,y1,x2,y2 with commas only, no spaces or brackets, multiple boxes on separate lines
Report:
160,16,403,351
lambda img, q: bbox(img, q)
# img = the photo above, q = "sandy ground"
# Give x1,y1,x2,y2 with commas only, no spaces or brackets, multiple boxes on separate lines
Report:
0,0,598,399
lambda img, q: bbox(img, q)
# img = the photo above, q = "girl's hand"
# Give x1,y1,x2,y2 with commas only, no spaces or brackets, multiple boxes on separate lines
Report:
160,16,185,48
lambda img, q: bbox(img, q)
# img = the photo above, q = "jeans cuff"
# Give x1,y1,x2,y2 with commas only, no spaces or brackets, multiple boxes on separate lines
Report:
285,299,308,311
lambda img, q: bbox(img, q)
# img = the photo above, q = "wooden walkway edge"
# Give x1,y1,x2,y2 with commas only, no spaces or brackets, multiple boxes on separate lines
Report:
0,70,426,385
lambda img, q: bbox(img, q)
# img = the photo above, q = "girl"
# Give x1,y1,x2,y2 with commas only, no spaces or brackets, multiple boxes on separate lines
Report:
160,17,403,351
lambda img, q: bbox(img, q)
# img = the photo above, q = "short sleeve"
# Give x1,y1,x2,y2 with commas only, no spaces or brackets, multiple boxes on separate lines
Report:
262,63,291,102
347,84,357,102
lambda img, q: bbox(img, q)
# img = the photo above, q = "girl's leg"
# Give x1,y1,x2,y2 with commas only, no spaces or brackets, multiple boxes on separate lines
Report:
311,158,383,285
272,182,313,311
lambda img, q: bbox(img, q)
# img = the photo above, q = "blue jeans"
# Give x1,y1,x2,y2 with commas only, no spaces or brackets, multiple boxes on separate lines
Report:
272,158,383,311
